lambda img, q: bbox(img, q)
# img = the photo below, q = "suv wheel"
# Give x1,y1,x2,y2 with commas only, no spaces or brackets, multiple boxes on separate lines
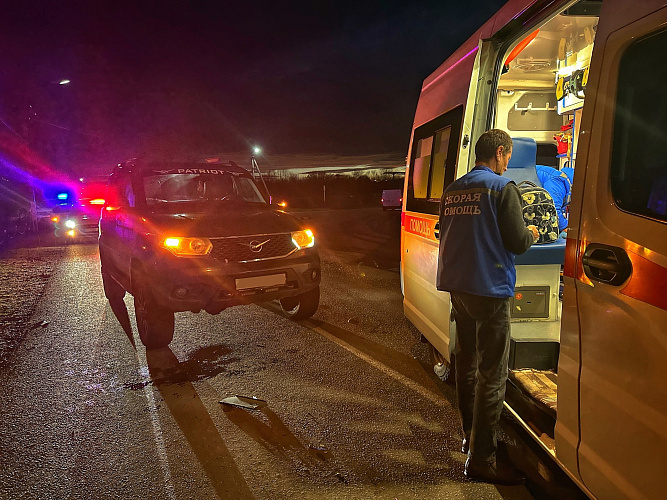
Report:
279,286,320,320
133,270,174,349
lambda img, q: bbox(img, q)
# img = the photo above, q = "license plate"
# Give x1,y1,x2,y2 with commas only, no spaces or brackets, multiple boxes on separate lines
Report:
235,274,286,290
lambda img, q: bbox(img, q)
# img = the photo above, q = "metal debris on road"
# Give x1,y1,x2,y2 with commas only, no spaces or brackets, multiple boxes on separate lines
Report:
29,320,49,330
220,395,267,410
308,444,332,461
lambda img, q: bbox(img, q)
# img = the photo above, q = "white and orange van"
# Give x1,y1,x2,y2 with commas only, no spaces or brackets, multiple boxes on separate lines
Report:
400,0,667,497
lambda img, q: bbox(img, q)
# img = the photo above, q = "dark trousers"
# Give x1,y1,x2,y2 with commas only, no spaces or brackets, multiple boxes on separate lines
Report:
451,291,511,465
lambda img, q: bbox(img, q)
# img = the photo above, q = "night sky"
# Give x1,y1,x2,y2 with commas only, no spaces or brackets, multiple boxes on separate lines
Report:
1,1,507,173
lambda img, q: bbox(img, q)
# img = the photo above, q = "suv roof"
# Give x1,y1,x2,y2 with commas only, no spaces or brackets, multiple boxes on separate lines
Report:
111,159,250,177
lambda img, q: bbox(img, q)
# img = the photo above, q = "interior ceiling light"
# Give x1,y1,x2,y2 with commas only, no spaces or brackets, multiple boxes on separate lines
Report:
514,58,551,72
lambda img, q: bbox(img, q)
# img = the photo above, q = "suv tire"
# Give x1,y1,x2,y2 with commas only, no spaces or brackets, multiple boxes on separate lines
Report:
280,286,320,320
133,269,174,349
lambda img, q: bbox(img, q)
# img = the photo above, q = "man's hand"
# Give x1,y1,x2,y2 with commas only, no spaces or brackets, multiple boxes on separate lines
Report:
527,225,539,243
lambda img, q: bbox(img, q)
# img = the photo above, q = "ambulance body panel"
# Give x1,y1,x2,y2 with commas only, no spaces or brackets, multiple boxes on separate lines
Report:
401,0,667,497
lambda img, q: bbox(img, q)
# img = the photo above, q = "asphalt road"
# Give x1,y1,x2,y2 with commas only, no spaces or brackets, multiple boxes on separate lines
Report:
0,208,577,499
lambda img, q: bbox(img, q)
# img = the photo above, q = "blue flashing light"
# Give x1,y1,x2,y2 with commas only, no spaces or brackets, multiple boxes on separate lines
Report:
57,193,69,200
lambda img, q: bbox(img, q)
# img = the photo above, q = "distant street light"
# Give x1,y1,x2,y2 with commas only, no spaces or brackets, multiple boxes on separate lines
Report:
58,79,71,85
253,146,262,155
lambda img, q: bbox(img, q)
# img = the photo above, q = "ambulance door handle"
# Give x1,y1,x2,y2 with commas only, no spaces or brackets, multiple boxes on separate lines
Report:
434,222,440,239
582,243,632,286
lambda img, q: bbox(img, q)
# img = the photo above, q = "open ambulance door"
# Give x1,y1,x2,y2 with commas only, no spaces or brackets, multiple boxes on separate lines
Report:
402,37,501,365
563,2,667,497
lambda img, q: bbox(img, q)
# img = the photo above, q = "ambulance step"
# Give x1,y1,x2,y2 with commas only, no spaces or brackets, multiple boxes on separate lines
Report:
510,321,560,342
506,369,557,439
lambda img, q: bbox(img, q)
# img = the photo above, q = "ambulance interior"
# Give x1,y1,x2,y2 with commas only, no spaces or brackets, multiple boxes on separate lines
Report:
493,2,599,440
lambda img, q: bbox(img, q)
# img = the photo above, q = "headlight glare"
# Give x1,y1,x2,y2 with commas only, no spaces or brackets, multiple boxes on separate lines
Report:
65,220,76,229
161,237,212,256
291,229,315,250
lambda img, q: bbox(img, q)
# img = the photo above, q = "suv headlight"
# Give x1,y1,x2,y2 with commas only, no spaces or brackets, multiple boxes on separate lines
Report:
291,229,315,250
161,237,212,256
65,219,76,229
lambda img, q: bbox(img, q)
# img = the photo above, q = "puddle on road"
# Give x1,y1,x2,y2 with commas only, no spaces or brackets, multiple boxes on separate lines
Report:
123,344,239,390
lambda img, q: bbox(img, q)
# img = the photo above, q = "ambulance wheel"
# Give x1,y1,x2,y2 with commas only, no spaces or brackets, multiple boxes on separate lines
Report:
280,286,320,320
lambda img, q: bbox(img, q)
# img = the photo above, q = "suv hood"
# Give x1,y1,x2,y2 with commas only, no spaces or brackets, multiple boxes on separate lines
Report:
145,204,305,238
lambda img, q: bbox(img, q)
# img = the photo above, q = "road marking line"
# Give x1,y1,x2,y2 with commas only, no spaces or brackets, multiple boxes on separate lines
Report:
305,320,451,408
133,337,177,499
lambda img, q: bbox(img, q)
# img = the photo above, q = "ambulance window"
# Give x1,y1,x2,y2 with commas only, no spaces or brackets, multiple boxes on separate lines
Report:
429,127,451,201
412,136,433,199
611,28,667,223
406,106,463,214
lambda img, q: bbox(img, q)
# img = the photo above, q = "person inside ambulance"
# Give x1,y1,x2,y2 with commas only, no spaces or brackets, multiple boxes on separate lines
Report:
437,129,539,486
535,163,574,234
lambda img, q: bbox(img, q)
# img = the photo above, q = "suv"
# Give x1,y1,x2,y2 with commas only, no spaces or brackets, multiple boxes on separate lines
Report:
98,159,321,349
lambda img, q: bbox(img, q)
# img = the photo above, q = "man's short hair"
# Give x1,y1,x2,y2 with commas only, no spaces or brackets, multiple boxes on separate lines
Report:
475,129,513,163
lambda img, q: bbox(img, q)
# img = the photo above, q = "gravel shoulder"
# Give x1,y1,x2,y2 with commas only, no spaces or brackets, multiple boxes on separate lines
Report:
0,245,67,368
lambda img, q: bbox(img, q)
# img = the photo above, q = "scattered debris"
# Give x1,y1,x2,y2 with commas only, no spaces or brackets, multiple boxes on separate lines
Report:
29,320,49,330
347,317,359,325
220,395,267,410
335,472,348,484
308,444,332,461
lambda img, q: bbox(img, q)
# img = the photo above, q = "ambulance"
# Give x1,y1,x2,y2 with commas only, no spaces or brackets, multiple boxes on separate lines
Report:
400,0,667,497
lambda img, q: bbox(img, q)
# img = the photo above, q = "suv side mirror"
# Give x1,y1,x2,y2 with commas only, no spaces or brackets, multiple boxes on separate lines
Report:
103,186,123,212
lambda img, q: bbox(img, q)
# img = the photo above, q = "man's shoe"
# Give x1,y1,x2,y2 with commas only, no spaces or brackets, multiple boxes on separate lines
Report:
461,436,470,454
464,459,526,486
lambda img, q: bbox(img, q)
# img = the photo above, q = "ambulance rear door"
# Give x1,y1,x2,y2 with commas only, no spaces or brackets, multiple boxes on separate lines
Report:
568,2,667,497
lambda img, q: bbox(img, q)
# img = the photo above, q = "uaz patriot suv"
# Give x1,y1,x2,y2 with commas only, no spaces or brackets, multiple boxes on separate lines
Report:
99,159,321,349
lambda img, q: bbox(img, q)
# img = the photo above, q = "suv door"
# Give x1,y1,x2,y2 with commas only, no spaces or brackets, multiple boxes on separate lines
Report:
100,173,136,288
568,3,667,497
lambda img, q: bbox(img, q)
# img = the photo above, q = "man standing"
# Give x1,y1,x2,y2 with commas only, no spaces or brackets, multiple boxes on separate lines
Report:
437,129,538,485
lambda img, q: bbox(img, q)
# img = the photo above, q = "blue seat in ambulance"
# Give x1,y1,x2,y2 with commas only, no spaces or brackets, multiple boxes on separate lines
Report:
503,137,566,266
504,137,542,186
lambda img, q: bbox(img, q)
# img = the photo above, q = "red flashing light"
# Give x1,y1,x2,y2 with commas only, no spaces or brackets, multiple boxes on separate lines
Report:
504,29,540,67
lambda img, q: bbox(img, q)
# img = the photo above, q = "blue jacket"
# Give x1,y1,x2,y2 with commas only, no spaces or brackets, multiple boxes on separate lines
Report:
437,166,531,298
536,165,573,232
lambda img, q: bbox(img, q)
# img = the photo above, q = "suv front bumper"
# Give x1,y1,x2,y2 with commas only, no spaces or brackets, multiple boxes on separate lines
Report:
142,249,321,313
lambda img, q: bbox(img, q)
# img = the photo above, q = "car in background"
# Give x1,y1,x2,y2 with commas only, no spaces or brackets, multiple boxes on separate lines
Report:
98,159,321,349
50,205,101,242
381,189,402,210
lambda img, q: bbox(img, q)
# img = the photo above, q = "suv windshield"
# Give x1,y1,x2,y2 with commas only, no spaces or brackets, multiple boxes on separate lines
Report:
143,173,266,206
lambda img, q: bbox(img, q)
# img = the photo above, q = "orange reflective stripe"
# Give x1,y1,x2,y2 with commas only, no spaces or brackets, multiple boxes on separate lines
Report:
564,237,577,278
403,215,438,241
621,251,667,311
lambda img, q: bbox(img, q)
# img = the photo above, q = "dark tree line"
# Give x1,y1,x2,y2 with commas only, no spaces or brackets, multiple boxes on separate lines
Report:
264,172,404,209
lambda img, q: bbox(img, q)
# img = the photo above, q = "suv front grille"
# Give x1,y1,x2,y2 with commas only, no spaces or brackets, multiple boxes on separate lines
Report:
210,233,296,263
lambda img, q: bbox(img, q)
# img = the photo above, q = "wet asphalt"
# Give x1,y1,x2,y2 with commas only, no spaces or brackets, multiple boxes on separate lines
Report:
0,208,562,499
